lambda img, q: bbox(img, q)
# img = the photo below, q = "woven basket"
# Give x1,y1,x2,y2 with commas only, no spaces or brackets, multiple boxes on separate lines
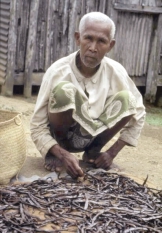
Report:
0,110,26,185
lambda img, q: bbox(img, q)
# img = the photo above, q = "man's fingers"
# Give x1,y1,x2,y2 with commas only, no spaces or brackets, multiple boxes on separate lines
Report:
67,164,84,178
94,156,102,165
95,160,105,168
89,159,95,163
44,163,55,171
94,153,112,169
72,164,84,177
55,166,63,172
77,167,84,176
96,161,108,169
72,159,84,176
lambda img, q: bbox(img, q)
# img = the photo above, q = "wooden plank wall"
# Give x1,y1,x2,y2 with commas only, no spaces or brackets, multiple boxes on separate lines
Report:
15,0,30,72
145,14,162,102
160,44,162,75
13,0,118,75
32,0,114,72
1,0,162,99
112,12,153,86
0,0,10,85
23,0,39,97
113,0,162,93
12,0,118,97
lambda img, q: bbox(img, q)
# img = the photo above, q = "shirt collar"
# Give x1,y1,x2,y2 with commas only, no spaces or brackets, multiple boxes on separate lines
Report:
70,50,104,83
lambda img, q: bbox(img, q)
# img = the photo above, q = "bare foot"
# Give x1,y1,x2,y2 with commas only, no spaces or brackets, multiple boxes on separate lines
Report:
44,152,63,172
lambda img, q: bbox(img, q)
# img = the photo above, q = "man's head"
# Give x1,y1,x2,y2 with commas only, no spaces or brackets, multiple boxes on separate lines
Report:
79,12,116,41
75,12,116,70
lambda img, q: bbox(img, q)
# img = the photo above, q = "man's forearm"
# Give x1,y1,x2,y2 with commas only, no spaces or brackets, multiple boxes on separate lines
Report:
107,139,129,158
49,144,66,161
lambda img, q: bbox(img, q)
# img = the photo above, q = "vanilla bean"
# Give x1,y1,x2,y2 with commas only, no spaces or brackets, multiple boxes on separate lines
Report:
0,171,161,232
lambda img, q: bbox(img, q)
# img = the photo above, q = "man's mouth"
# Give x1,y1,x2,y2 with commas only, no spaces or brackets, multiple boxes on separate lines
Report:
86,56,96,60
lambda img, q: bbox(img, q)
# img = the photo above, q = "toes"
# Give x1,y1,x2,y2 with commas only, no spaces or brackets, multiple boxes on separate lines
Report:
55,166,62,172
44,153,63,172
44,163,54,171
51,166,56,172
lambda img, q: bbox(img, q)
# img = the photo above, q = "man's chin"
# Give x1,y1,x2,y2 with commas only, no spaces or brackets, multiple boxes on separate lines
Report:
83,61,100,69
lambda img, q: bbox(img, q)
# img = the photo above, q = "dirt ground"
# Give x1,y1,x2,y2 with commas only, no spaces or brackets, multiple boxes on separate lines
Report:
0,95,162,190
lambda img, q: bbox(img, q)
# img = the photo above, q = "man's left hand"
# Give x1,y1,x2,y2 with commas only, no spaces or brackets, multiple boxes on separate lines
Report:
83,150,115,169
94,151,114,169
83,139,128,169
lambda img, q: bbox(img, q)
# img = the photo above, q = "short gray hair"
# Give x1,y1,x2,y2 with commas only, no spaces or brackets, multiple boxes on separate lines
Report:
79,12,116,41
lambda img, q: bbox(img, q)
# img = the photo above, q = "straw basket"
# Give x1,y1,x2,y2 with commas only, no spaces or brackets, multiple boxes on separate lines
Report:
0,110,26,185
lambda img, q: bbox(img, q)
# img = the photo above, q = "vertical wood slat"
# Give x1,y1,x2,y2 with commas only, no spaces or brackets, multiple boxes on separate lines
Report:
60,0,70,58
105,0,118,59
52,1,59,62
81,0,86,16
34,0,41,71
0,0,10,85
35,0,48,71
98,0,107,13
45,0,53,71
1,0,17,96
68,0,80,54
23,0,39,98
15,0,30,72
159,44,162,75
86,0,97,12
15,0,22,71
145,14,162,102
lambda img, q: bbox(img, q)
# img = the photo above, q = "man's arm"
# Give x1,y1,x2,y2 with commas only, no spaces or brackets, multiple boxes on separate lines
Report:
83,76,146,169
50,144,84,178
94,139,128,168
30,68,84,178
30,70,59,158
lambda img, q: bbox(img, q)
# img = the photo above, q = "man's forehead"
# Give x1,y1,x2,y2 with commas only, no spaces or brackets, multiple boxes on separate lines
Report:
81,22,111,38
86,18,110,27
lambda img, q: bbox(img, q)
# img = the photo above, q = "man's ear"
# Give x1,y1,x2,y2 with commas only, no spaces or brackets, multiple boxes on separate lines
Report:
74,31,80,46
107,39,116,53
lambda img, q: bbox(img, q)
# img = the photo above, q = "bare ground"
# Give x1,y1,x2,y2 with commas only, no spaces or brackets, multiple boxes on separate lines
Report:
0,95,162,190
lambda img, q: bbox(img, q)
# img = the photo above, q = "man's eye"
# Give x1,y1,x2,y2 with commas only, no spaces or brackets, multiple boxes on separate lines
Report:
85,36,92,41
99,39,106,44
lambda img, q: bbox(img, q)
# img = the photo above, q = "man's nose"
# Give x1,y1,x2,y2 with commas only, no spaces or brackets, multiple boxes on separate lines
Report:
89,41,97,52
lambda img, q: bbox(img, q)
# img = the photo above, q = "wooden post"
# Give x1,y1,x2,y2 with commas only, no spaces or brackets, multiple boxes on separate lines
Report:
1,0,17,96
68,0,80,54
145,14,162,103
45,0,53,71
23,0,39,98
106,0,118,60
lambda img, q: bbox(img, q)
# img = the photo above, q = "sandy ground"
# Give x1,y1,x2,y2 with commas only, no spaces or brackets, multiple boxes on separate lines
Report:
0,95,162,190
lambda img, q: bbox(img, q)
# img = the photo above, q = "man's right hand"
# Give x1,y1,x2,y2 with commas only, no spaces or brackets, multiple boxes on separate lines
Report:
61,152,84,178
50,144,84,179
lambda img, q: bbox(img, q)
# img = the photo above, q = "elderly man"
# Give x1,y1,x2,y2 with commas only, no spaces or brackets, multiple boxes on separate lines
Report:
30,12,145,178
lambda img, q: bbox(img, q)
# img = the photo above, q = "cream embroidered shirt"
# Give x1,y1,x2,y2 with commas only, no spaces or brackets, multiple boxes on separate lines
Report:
30,51,146,158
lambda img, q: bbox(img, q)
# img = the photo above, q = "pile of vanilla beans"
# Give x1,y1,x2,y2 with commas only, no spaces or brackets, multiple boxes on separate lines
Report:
0,171,162,233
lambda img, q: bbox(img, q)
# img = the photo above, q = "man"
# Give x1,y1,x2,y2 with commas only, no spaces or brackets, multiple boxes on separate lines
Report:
30,12,145,179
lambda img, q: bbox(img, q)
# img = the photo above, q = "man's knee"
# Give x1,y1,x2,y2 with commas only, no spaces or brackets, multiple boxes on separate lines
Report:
49,81,76,126
49,109,74,126
49,81,77,109
115,90,136,110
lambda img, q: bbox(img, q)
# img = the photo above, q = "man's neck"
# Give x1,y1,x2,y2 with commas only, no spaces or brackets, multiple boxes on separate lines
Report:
76,54,100,78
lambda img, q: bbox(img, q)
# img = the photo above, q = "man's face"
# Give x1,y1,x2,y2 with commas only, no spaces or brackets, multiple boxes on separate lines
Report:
75,20,115,69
